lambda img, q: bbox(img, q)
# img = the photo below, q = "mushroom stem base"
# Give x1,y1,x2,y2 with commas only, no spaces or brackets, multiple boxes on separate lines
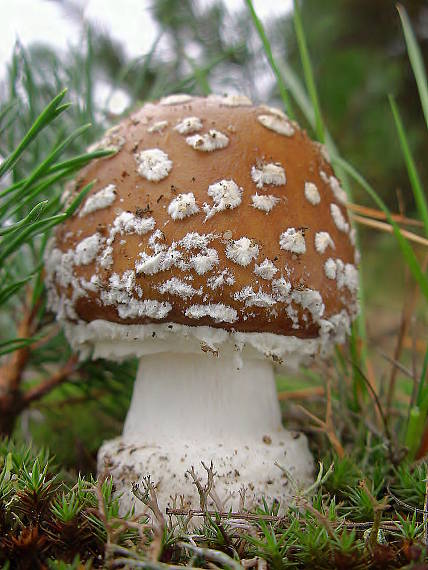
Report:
99,431,313,516
98,351,313,515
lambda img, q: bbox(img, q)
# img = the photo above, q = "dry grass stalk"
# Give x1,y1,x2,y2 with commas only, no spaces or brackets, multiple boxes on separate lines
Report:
346,202,424,228
403,336,427,353
297,498,336,540
350,213,428,247
296,380,345,458
277,386,324,400
385,254,428,430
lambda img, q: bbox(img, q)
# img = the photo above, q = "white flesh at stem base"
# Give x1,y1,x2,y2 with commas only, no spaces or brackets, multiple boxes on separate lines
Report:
98,351,314,516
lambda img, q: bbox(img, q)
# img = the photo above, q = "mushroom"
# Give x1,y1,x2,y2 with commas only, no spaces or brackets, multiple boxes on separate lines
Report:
45,94,359,513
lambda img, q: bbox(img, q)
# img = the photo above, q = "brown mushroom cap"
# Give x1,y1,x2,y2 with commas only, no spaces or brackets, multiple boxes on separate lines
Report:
46,94,358,345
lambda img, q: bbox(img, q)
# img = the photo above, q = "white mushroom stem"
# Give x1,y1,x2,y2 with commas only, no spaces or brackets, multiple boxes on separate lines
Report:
124,352,282,440
99,350,314,515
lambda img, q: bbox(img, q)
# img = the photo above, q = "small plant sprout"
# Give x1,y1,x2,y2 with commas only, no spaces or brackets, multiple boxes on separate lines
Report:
51,491,82,523
45,95,359,515
394,511,424,542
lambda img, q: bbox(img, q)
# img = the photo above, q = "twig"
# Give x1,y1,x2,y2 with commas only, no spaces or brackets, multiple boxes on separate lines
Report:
166,508,285,522
166,507,399,534
359,480,390,550
178,541,243,570
30,324,61,351
379,349,416,381
110,561,202,570
23,355,78,404
241,558,257,569
132,476,165,529
424,478,428,548
130,478,166,564
187,461,218,511
0,293,78,435
344,521,397,532
0,295,37,393
241,558,267,570
109,544,205,570
387,483,428,515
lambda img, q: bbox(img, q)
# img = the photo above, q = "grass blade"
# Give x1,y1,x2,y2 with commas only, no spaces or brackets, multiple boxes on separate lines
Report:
19,123,92,192
0,101,17,128
6,174,71,221
84,26,94,125
389,95,428,238
275,58,353,198
245,0,294,118
0,124,91,218
184,55,211,95
281,8,367,369
416,345,428,407
129,30,164,102
397,4,428,129
246,4,368,373
405,406,421,460
0,337,40,357
48,149,114,174
64,181,94,216
0,89,70,178
335,156,428,300
292,0,325,142
0,201,48,236
0,274,34,306
0,213,67,264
